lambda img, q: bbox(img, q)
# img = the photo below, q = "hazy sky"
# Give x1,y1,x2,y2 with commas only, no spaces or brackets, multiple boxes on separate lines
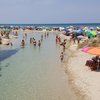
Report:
0,0,99,24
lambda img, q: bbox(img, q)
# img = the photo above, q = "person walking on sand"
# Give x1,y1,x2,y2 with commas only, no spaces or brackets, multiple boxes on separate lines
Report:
60,52,64,62
45,33,46,38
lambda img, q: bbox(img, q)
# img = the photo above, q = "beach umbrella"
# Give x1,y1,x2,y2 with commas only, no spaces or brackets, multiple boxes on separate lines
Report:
74,29,85,36
85,31,95,38
83,27,88,30
10,26,13,28
2,29,9,33
91,31,97,36
90,27,94,30
74,29,83,33
86,47,100,56
82,47,100,70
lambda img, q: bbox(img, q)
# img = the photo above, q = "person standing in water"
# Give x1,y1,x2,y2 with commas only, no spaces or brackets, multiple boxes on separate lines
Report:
38,40,41,47
45,32,46,38
30,38,32,44
25,33,27,37
47,32,49,37
41,34,43,42
33,39,36,46
15,31,18,36
21,39,25,47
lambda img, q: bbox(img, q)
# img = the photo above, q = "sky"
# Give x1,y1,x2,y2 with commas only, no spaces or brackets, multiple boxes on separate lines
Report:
0,0,99,24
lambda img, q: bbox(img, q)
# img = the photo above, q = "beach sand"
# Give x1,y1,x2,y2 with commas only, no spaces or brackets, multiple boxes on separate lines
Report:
59,34,100,100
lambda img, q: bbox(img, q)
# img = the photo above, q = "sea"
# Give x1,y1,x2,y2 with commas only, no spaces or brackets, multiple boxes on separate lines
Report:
0,23,100,28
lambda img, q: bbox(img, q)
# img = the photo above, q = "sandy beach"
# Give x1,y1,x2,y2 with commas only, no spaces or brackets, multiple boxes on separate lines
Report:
59,33,100,100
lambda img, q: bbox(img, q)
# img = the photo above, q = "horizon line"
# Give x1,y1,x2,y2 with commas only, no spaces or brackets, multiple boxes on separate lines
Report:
0,23,100,25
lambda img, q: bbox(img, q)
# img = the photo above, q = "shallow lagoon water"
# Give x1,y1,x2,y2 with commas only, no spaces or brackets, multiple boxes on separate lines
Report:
0,32,76,100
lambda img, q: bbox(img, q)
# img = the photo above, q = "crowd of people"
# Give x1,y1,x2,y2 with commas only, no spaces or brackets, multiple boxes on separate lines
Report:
21,32,49,48
56,35,67,62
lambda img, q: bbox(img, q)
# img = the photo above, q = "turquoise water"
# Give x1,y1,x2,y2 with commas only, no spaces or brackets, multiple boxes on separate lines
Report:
0,32,76,100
